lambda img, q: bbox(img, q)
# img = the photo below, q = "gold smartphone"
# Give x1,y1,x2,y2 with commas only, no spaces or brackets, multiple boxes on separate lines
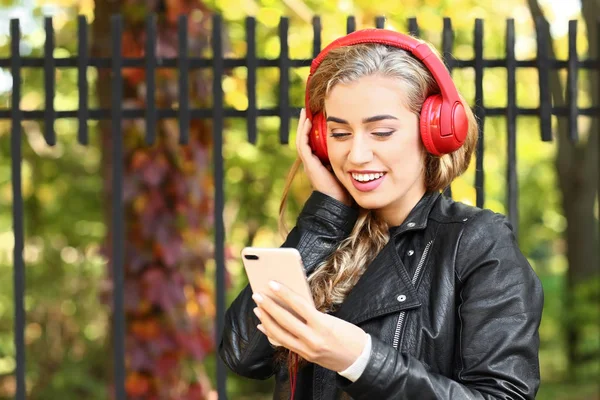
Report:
241,247,316,320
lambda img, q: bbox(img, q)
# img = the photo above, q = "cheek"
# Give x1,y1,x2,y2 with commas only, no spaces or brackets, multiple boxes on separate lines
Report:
325,141,346,172
386,135,425,175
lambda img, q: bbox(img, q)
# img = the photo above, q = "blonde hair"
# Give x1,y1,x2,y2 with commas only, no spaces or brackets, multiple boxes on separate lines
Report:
275,41,478,370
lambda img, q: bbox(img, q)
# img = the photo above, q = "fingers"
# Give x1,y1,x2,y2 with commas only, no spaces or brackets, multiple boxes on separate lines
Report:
253,306,300,351
297,108,321,164
252,290,312,341
253,308,285,347
267,281,315,323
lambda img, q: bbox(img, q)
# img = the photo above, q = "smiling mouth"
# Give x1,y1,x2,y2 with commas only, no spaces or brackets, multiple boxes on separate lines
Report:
351,172,386,182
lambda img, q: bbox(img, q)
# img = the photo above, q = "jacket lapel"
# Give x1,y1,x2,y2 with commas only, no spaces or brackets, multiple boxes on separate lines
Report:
332,241,421,325
331,192,442,326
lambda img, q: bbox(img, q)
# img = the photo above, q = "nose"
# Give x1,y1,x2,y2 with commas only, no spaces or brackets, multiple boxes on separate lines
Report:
347,134,373,165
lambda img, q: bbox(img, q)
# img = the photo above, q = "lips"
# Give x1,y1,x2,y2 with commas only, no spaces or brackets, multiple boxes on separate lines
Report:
349,171,386,192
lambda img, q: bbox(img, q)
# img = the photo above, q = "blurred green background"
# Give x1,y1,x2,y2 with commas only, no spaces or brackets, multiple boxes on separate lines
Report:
0,0,598,398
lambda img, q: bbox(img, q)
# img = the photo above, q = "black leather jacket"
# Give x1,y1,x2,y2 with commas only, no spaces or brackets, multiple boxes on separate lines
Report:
219,191,544,399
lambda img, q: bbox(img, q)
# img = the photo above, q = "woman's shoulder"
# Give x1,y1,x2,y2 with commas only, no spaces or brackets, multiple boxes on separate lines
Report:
430,194,510,229
428,195,539,285
433,197,532,278
430,195,518,252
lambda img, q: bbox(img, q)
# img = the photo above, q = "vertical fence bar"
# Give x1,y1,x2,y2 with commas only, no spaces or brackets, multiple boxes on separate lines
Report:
375,16,385,29
178,15,190,144
506,18,518,238
567,20,579,143
246,17,257,144
474,19,485,209
212,14,227,400
442,17,454,198
279,17,290,144
44,17,56,146
536,17,552,141
77,16,89,145
145,15,157,146
442,18,455,71
10,18,26,400
408,18,420,37
346,16,356,34
110,15,126,400
312,16,321,58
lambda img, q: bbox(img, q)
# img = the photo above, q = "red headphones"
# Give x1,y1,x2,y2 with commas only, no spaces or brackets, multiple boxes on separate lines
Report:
305,29,468,163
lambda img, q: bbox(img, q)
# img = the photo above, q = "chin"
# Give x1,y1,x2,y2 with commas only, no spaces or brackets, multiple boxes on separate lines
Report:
351,192,393,211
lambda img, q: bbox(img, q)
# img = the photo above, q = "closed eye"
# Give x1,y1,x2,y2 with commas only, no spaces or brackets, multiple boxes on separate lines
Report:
329,130,395,138
330,132,350,138
373,131,394,137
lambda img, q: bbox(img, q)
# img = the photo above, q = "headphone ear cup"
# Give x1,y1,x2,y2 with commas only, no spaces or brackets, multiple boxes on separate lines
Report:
308,112,329,164
420,94,468,155
419,95,442,156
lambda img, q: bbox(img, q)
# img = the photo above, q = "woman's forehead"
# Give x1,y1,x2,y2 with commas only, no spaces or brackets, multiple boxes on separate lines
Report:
324,76,411,119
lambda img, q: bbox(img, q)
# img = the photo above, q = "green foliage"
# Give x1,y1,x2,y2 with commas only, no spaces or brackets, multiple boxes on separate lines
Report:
0,90,109,399
0,5,112,400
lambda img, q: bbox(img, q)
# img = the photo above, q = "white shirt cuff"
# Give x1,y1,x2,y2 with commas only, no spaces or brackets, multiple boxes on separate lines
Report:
337,333,371,382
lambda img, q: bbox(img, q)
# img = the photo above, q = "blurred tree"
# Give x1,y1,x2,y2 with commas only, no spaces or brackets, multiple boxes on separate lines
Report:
527,0,599,381
93,0,219,398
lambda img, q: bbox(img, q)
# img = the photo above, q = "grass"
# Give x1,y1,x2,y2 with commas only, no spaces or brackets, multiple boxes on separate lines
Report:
537,382,599,400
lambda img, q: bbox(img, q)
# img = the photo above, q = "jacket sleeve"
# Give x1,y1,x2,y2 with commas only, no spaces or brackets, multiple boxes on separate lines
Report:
218,191,358,380
336,210,544,399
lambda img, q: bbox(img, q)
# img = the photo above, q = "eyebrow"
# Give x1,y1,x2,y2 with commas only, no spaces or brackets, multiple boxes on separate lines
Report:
326,114,399,124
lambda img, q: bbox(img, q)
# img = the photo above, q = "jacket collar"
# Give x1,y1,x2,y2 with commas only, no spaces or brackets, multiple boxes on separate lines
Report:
388,191,441,237
333,242,420,325
332,192,441,325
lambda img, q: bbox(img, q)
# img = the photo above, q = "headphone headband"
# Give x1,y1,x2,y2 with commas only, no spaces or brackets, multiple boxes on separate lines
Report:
306,29,461,139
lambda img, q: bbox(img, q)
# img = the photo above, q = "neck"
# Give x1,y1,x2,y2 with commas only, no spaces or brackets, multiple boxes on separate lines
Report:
375,182,427,227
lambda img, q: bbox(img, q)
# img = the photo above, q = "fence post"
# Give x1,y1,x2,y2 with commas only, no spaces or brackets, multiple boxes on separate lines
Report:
44,17,56,146
535,16,553,142
442,17,454,199
246,17,258,144
506,18,518,238
77,16,89,145
279,17,291,144
567,20,579,142
145,15,157,146
10,17,26,400
474,18,485,209
178,15,190,145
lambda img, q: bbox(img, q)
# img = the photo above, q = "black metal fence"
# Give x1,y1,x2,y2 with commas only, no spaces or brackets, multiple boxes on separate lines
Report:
1,12,598,400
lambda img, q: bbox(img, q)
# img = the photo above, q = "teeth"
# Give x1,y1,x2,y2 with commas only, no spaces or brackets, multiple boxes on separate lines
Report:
351,172,384,182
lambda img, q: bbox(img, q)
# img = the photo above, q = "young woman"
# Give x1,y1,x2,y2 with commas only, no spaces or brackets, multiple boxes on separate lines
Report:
219,29,544,400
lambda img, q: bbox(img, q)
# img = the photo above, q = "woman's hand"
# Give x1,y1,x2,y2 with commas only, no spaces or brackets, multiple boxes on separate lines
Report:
296,108,353,207
251,280,367,373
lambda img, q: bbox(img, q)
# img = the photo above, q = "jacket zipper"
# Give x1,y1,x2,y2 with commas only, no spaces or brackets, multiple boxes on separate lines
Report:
392,240,433,350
